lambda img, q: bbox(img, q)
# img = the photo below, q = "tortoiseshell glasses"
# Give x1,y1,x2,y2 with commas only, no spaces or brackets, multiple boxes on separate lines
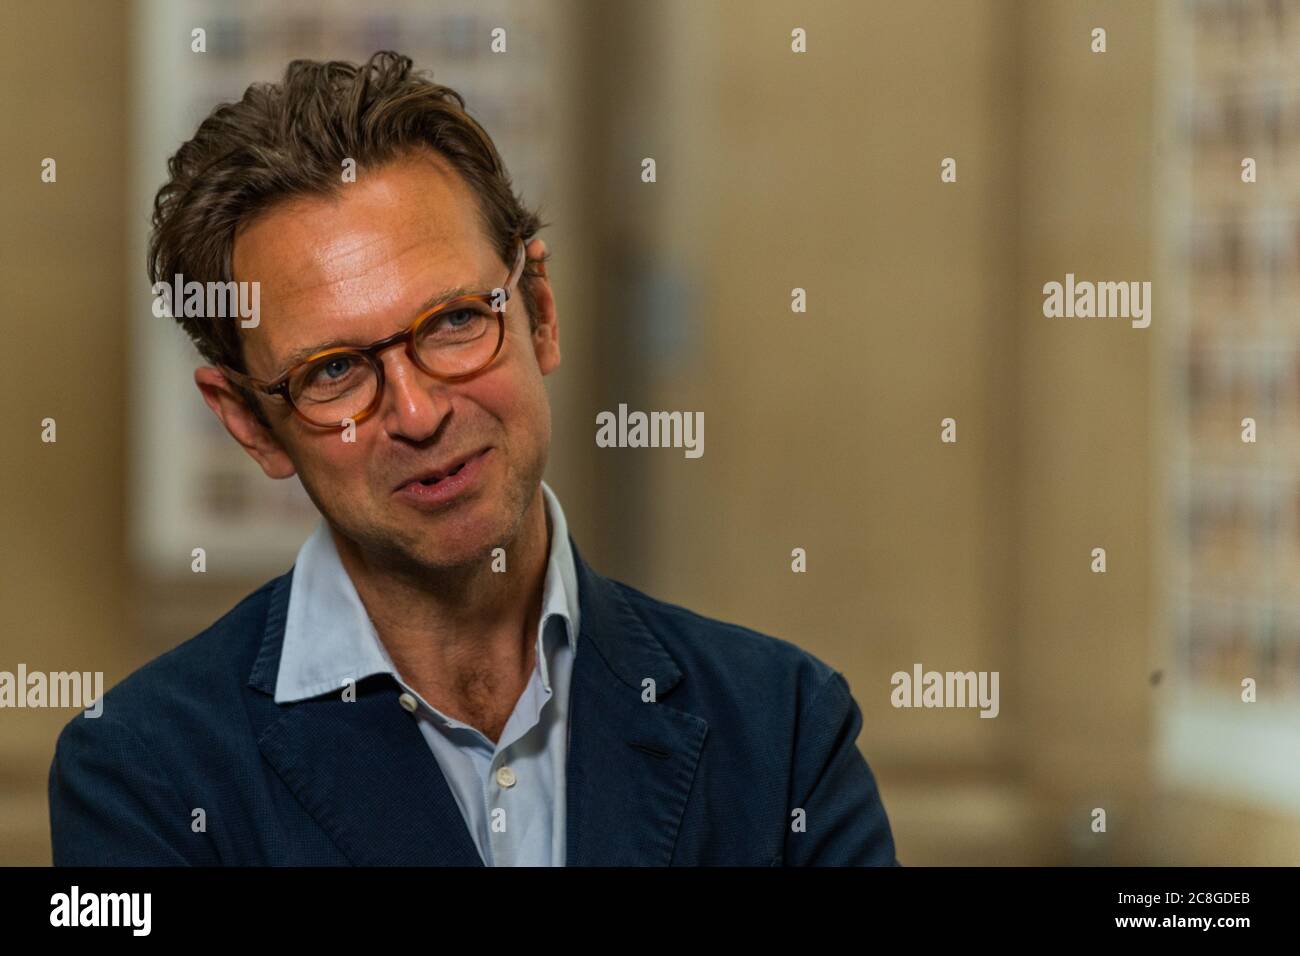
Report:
220,238,527,428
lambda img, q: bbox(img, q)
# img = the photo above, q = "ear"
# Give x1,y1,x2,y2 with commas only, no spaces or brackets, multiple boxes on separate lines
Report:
525,239,560,376
194,366,297,480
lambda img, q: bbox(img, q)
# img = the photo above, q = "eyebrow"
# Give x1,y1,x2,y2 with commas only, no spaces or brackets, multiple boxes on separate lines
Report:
275,283,485,371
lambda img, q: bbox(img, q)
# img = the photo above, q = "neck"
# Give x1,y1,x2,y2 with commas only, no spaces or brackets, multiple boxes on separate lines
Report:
329,485,552,733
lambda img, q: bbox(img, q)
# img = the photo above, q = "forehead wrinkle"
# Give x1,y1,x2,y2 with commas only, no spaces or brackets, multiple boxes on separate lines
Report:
231,155,492,374
270,227,425,308
255,239,496,373
276,231,481,326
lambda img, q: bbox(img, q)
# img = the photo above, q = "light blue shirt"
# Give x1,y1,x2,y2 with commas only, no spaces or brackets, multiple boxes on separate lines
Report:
274,481,580,867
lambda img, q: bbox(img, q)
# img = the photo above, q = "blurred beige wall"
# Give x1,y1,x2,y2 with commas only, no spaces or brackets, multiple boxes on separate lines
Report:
630,0,1028,863
0,0,130,863
1013,0,1158,864
573,0,1300,864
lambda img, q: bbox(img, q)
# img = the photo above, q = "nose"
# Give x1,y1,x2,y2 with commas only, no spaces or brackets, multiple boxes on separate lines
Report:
376,346,452,442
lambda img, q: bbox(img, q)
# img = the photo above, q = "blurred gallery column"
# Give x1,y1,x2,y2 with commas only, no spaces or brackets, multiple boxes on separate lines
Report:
0,1,131,864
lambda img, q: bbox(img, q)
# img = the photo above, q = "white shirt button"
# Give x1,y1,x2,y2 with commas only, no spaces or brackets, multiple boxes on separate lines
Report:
398,692,418,713
496,766,517,788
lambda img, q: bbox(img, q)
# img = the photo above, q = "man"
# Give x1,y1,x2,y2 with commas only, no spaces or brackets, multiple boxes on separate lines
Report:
48,52,898,866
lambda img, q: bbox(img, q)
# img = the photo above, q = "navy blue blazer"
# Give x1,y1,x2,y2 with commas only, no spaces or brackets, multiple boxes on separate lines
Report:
49,537,898,866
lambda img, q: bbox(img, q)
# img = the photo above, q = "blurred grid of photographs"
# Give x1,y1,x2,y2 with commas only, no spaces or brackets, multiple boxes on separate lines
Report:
1160,0,1300,809
1174,0,1300,697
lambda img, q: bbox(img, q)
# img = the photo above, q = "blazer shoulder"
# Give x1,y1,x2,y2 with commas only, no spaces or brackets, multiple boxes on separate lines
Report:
52,571,287,751
603,575,842,708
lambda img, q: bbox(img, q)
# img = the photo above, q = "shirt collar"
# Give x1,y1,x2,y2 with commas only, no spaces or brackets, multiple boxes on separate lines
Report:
274,480,581,704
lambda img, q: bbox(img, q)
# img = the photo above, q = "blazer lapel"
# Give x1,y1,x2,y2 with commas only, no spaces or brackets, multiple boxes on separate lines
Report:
248,572,484,866
246,535,712,868
565,539,709,866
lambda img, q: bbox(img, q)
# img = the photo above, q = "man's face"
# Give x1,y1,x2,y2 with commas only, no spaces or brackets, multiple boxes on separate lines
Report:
211,149,559,573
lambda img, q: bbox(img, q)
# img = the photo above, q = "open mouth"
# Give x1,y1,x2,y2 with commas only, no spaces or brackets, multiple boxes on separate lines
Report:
417,459,469,486
396,448,488,492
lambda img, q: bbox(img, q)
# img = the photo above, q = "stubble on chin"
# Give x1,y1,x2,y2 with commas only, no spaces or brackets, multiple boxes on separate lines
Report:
355,490,531,580
307,446,544,582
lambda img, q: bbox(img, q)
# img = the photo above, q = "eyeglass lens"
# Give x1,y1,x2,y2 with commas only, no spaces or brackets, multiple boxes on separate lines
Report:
288,299,501,425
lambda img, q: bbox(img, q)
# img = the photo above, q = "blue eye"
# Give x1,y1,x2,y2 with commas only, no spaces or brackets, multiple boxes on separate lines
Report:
321,357,353,379
420,304,491,346
300,355,361,394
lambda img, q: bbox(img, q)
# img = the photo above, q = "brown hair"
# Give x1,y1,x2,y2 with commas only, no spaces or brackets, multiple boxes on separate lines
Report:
148,50,549,405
